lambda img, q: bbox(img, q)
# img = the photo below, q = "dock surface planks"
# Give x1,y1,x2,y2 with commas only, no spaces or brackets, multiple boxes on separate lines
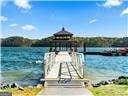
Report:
37,51,93,96
45,52,80,79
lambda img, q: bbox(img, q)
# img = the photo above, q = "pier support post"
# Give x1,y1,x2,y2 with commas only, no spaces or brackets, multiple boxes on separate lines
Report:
83,42,86,54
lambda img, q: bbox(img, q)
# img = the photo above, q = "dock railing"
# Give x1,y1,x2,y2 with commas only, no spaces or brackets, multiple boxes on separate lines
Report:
70,52,85,79
44,52,56,77
44,51,85,80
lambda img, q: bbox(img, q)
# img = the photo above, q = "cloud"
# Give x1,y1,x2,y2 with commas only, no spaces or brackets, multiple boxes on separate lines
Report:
0,16,8,22
103,0,123,8
22,24,36,31
121,7,128,16
89,19,98,24
96,3,101,7
14,0,31,10
9,23,18,27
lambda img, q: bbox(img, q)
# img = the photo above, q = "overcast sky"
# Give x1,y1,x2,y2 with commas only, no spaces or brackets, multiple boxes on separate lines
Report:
1,0,128,39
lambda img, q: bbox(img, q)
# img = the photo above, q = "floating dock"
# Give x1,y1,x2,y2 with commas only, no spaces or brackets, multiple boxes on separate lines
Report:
81,48,128,56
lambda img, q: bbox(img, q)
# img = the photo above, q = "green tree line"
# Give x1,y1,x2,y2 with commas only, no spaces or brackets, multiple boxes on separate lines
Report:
1,36,128,47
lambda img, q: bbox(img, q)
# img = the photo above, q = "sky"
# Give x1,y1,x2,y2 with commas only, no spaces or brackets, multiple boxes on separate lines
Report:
1,0,128,39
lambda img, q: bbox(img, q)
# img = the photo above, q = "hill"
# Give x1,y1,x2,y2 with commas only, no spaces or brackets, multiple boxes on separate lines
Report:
1,36,128,47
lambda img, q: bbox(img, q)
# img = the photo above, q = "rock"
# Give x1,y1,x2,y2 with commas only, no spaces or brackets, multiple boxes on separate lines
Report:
108,80,113,84
40,78,45,82
28,86,33,88
6,84,10,88
117,79,128,85
92,83,101,87
100,81,109,85
111,79,117,84
36,84,42,88
111,79,116,81
1,83,10,89
18,86,24,91
84,81,92,88
118,76,128,79
11,83,18,88
2,85,8,89
39,78,45,86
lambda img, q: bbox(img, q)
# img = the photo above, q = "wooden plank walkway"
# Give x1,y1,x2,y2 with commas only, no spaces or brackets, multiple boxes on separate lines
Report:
45,52,79,79
37,51,93,96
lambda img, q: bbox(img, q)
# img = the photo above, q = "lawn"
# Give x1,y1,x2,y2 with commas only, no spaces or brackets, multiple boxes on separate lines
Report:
90,84,128,96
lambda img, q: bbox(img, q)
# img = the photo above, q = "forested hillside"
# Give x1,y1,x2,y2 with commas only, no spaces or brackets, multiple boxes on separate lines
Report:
1,36,128,47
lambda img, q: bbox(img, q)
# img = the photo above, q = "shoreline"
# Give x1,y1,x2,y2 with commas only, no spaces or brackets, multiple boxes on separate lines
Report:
0,76,128,96
91,76,128,87
1,76,127,89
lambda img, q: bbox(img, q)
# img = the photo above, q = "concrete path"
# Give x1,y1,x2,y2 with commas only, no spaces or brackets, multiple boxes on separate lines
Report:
37,86,94,96
37,79,94,96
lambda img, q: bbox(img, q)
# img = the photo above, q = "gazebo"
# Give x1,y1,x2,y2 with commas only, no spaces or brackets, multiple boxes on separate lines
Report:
50,27,78,52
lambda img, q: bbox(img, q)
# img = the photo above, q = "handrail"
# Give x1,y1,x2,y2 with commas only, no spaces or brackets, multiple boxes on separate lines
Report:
70,52,84,78
66,62,72,79
58,63,62,82
44,52,85,80
44,52,55,77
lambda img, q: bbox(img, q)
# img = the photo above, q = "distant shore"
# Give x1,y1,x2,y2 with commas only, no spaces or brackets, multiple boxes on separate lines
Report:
1,36,128,47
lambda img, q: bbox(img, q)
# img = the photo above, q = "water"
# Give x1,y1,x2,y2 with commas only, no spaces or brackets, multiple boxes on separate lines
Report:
1,47,48,86
1,47,128,86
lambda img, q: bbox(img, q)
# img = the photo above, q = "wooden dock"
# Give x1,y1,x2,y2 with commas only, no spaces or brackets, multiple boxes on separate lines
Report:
37,51,93,96
44,51,85,85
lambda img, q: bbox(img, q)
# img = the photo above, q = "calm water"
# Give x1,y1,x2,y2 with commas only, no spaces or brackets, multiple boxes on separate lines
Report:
1,47,128,86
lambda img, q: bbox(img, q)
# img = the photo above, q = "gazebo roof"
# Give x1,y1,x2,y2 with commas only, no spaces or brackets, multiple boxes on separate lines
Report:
53,27,73,36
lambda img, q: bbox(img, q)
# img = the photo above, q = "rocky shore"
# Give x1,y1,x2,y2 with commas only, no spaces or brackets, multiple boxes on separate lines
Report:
0,76,128,92
0,82,43,96
1,76,128,90
92,76,128,87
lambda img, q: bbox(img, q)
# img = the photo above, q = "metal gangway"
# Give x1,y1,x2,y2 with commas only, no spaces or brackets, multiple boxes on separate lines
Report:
43,51,85,86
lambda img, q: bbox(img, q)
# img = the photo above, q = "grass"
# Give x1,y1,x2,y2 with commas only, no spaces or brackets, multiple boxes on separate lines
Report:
1,84,128,96
0,87,43,96
90,84,128,96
